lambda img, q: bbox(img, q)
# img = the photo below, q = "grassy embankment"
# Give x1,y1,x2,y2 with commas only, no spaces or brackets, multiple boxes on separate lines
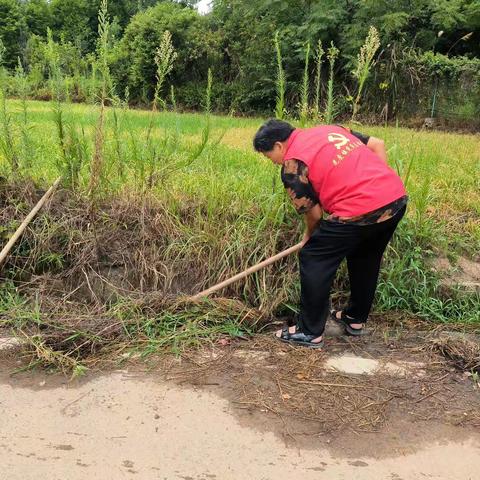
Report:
0,99,479,371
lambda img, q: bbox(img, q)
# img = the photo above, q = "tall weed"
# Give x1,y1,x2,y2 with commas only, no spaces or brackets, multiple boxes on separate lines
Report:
299,41,311,127
0,89,19,174
274,31,286,120
89,0,112,201
325,42,339,124
15,59,34,171
153,31,177,111
352,26,380,121
313,39,324,121
45,30,87,188
0,40,20,175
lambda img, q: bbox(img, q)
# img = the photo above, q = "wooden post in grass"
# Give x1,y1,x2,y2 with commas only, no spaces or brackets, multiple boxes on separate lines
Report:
191,242,304,300
0,177,62,267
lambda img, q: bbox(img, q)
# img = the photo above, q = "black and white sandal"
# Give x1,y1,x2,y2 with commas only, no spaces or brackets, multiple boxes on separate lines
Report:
276,325,324,349
331,310,368,336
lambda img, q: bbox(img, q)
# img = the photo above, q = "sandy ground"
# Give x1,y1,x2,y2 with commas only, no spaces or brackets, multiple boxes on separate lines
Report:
1,366,479,480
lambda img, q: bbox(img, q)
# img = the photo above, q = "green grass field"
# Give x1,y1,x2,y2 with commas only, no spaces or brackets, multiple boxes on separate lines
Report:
3,99,479,250
1,99,479,340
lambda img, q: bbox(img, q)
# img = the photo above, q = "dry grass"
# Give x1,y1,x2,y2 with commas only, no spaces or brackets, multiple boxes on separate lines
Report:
427,335,480,374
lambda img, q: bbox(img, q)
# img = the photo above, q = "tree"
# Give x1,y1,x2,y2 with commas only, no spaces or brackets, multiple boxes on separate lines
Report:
209,0,353,112
111,2,219,102
49,0,96,51
24,0,52,38
341,0,479,57
0,0,27,68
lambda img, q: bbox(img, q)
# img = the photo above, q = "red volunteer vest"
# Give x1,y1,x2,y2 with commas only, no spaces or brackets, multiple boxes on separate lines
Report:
283,126,406,217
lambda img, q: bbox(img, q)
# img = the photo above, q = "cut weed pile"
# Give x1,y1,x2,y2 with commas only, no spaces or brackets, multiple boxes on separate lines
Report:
0,181,281,371
428,335,480,374
3,296,263,374
0,181,296,304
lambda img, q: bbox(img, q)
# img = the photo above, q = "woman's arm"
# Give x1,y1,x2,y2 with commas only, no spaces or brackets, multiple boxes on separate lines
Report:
281,159,322,245
302,204,323,245
343,127,387,163
366,136,387,163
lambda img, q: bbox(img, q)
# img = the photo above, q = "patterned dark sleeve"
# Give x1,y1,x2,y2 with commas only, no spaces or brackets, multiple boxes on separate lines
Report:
350,129,370,145
336,125,370,145
281,159,319,214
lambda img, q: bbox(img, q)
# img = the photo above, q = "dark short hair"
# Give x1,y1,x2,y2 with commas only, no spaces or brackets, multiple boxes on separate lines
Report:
253,119,295,152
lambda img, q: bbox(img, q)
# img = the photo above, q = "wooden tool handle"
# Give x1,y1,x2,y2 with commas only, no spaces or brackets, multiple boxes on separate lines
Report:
191,241,304,300
0,177,62,267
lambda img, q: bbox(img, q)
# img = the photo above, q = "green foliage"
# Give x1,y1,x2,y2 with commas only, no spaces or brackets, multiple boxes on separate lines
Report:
274,31,286,120
400,49,480,121
153,30,178,110
298,41,311,126
110,2,213,103
24,0,52,37
324,42,339,124
49,0,97,51
412,51,480,77
0,0,26,68
0,0,478,119
313,39,324,120
351,26,380,120
377,220,480,324
430,0,468,31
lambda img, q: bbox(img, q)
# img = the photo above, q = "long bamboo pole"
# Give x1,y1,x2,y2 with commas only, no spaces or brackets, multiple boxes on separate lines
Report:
191,241,303,300
0,177,62,267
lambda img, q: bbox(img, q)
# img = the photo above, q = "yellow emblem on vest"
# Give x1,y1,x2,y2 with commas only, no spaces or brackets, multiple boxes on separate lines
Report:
328,132,362,166
327,132,350,150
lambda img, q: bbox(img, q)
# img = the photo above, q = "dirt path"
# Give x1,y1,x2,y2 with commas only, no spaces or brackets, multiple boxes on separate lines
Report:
1,365,479,480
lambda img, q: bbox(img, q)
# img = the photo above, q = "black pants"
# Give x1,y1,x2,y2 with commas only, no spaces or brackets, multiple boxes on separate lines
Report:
298,206,406,337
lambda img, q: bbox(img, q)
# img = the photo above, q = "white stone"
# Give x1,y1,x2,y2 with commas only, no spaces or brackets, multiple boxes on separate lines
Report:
0,336,22,351
326,354,424,376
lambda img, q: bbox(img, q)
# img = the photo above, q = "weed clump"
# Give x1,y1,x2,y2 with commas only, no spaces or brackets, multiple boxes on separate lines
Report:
428,335,480,374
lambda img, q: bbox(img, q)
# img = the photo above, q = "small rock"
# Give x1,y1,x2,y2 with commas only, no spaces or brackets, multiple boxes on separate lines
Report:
0,337,22,351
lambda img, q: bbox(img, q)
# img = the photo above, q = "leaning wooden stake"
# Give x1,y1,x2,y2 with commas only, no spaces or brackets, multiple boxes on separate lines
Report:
191,242,304,300
0,177,62,267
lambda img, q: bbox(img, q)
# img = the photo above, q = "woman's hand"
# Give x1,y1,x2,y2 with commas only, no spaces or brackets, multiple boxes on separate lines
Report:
302,204,323,246
367,136,387,163
300,232,310,247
